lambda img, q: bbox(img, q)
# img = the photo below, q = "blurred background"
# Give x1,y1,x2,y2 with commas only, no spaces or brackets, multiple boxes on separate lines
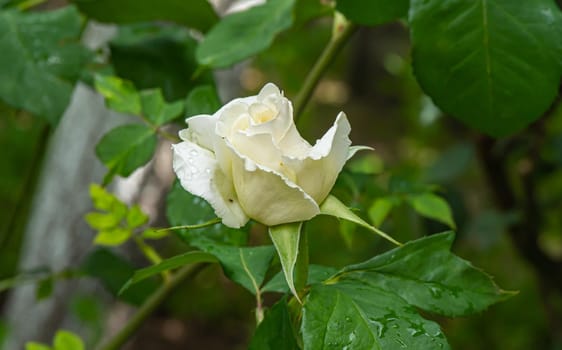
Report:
1,0,562,349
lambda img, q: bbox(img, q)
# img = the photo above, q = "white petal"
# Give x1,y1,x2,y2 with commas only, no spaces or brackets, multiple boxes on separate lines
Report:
347,145,374,160
226,142,320,226
172,141,248,228
290,112,352,203
181,115,217,150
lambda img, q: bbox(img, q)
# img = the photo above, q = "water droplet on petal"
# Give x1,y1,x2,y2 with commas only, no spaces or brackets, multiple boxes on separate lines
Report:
190,149,198,156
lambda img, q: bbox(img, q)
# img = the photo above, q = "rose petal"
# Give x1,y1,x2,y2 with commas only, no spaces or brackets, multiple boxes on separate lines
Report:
226,144,320,226
289,112,352,203
172,141,248,228
181,115,217,151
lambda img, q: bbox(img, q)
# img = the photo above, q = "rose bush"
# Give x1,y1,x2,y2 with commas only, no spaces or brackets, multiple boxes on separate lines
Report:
172,83,361,227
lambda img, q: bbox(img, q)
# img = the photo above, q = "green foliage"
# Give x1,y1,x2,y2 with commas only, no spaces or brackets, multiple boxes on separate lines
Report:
406,193,456,228
25,330,84,350
94,75,141,115
262,264,338,293
196,0,296,68
0,6,91,124
248,298,298,350
140,89,184,126
410,0,562,136
336,0,409,25
185,85,222,117
72,0,218,32
85,184,149,246
119,251,217,294
35,277,54,301
269,223,302,300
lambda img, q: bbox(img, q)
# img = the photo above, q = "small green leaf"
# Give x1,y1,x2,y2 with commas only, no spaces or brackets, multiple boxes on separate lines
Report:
35,278,54,301
140,89,184,126
73,0,218,33
25,342,51,350
94,75,141,115
368,197,397,227
53,330,84,350
95,124,157,184
336,0,409,26
119,251,217,294
320,195,401,246
262,264,338,293
89,184,126,212
333,232,514,317
407,192,456,228
199,242,275,295
197,0,296,68
126,204,149,229
248,297,298,350
93,228,131,246
85,212,123,231
185,85,221,117
268,222,302,301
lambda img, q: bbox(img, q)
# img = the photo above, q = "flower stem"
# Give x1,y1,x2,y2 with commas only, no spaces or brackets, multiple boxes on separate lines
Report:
134,236,171,284
153,218,222,233
293,12,357,121
97,263,207,350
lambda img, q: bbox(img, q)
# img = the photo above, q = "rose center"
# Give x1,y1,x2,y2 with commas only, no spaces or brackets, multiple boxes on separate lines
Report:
249,103,276,124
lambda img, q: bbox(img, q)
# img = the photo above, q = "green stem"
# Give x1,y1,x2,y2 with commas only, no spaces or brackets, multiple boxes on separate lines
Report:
293,12,357,121
97,263,207,350
153,218,222,233
134,236,171,283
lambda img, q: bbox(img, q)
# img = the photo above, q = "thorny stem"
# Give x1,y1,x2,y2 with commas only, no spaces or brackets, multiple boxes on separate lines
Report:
293,12,357,121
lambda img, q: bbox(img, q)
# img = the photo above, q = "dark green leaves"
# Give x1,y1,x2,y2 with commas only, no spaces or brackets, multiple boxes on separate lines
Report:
410,0,562,136
332,232,512,317
73,0,218,32
0,6,91,124
336,0,409,26
249,298,298,350
95,124,157,182
197,0,296,68
141,89,184,126
185,85,221,117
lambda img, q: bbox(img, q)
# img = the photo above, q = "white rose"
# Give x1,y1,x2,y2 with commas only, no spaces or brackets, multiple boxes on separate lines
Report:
172,83,360,228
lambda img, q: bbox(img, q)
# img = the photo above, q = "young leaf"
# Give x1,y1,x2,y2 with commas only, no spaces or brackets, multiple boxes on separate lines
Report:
94,75,141,115
269,222,303,301
198,242,275,295
126,204,149,229
407,192,456,228
248,298,298,350
302,282,450,349
368,196,397,227
93,228,131,246
196,0,296,68
0,6,91,125
410,0,562,136
140,89,184,126
85,212,123,231
73,0,218,33
185,85,221,117
320,195,401,246
119,251,217,294
89,184,127,212
95,124,157,183
53,330,84,350
333,232,514,317
25,343,51,350
262,264,338,293
336,0,409,26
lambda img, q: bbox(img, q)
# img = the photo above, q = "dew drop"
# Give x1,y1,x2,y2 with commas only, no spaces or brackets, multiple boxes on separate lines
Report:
190,149,199,156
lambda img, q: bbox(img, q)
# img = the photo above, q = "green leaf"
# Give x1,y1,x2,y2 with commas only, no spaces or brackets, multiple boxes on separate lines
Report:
407,193,456,228
185,85,221,117
94,75,141,115
166,180,248,246
95,124,157,184
0,6,91,124
89,184,127,212
262,264,338,293
85,212,123,231
197,0,296,68
25,343,51,350
294,0,333,26
302,282,450,349
368,197,397,227
81,248,158,305
268,222,302,301
93,228,131,246
320,195,401,246
248,298,298,350
119,251,217,294
72,0,218,33
410,0,562,136
332,232,514,317
53,330,84,350
126,204,148,229
140,89,184,126
198,242,275,295
35,278,54,301
336,0,409,26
